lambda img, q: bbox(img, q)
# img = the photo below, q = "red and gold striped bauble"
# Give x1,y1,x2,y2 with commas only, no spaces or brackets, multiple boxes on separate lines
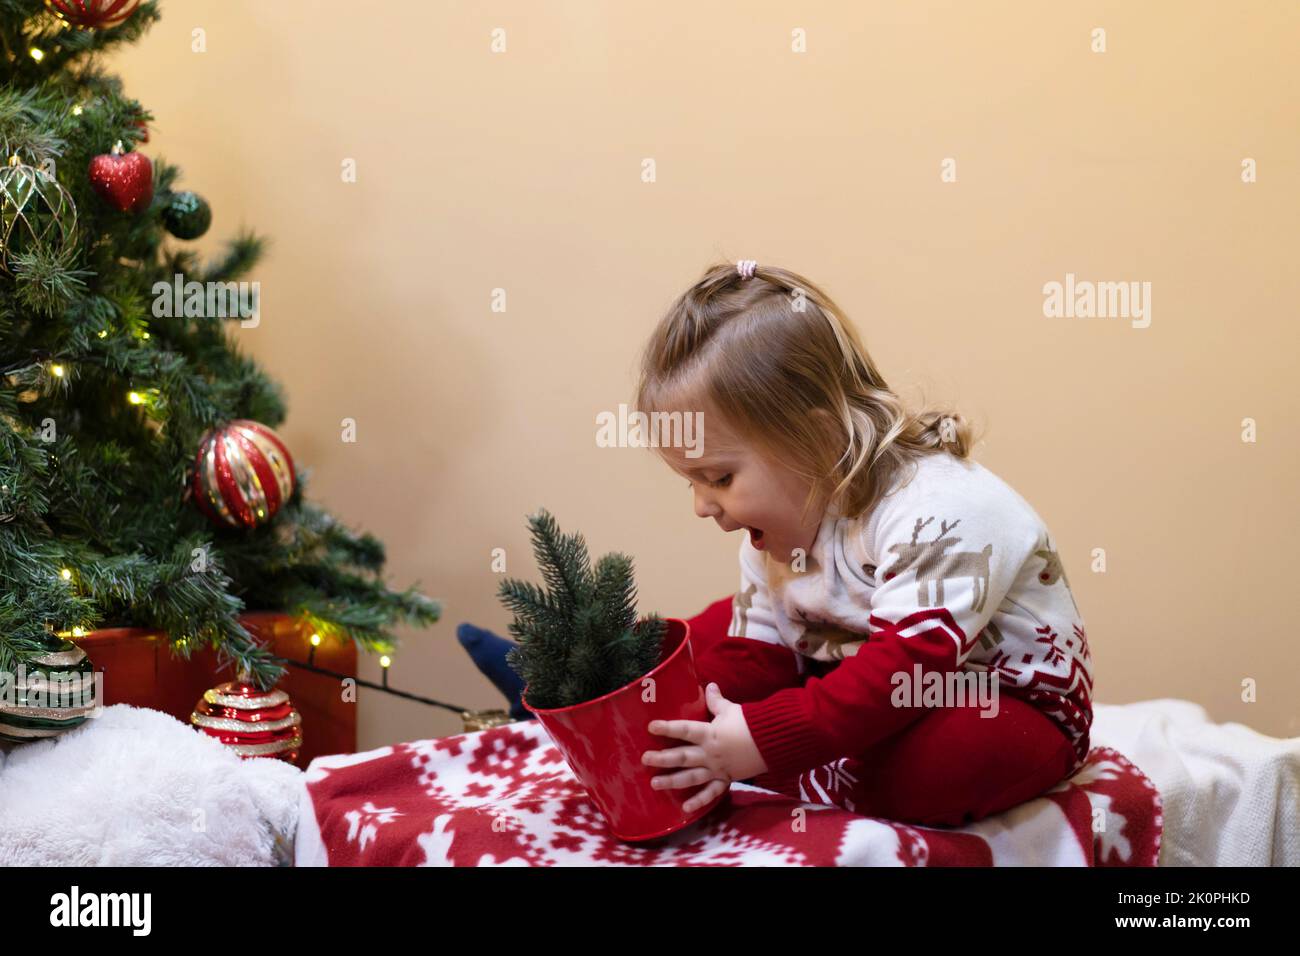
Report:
44,0,140,29
191,419,296,530
191,679,302,763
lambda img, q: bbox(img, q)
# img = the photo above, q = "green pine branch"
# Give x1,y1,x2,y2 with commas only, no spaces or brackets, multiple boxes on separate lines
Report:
499,508,666,710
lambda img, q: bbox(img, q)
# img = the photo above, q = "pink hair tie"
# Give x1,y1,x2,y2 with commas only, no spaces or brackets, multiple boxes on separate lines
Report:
736,259,758,279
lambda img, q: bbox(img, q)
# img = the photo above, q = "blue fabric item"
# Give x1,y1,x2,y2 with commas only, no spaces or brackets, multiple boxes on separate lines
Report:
455,622,533,721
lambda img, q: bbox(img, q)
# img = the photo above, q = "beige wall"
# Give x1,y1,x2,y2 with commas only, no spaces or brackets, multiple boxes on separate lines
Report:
113,1,1298,748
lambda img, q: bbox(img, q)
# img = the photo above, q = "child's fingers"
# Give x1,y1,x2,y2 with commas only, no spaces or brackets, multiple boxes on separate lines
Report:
683,778,727,814
642,744,709,769
648,765,714,792
646,718,707,743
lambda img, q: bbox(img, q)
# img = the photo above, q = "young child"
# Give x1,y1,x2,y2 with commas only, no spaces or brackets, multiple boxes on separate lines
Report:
638,260,1094,827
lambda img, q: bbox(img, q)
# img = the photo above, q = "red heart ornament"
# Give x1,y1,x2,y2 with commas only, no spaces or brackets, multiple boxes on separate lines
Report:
88,143,154,213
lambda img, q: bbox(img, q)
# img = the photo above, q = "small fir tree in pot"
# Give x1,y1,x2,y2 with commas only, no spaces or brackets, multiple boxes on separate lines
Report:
499,509,666,709
497,509,725,842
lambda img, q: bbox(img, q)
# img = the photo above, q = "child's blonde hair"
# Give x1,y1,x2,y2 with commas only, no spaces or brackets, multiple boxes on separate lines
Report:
636,261,978,525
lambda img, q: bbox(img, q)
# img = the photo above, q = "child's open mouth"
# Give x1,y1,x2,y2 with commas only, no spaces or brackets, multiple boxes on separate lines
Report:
747,527,765,550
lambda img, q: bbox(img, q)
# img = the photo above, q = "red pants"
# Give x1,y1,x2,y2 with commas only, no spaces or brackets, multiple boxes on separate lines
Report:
684,597,1078,827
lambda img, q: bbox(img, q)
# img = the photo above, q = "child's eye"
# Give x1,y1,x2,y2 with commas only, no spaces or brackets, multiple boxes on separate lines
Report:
710,474,733,488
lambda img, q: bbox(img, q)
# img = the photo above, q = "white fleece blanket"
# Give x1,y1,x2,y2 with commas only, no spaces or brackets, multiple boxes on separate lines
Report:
1090,698,1300,866
0,704,303,866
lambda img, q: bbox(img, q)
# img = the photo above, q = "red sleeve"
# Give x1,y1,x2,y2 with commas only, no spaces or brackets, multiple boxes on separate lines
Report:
740,615,961,776
694,537,805,704
740,506,1041,778
695,633,803,704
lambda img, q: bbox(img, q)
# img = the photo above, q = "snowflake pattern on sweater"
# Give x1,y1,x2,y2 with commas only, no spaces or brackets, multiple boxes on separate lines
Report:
710,450,1094,780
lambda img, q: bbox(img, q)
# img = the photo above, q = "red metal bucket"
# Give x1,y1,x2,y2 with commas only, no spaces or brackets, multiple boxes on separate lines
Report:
522,617,726,842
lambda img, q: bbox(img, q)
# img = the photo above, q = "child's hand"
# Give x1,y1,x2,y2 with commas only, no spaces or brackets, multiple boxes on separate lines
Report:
642,683,769,813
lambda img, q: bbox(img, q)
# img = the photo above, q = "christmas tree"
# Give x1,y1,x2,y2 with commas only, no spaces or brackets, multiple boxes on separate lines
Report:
500,509,666,710
0,1,440,690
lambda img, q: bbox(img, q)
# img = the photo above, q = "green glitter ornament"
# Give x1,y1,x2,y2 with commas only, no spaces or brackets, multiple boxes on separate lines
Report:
161,190,212,240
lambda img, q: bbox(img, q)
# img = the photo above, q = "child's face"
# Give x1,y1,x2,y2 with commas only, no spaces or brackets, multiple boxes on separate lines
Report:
660,426,825,565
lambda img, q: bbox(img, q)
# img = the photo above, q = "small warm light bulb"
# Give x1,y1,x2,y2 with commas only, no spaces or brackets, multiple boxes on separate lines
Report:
29,48,44,62
309,633,321,647
50,364,65,377
71,626,85,637
141,331,150,339
379,655,392,669
71,105,83,116
98,329,108,338
127,391,143,404
60,568,72,580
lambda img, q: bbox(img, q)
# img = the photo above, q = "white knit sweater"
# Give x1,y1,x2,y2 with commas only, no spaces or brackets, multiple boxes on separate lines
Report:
728,449,1095,775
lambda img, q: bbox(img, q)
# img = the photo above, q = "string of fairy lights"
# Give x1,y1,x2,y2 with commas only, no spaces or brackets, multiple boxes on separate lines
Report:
293,631,469,715
47,559,476,715
44,536,482,720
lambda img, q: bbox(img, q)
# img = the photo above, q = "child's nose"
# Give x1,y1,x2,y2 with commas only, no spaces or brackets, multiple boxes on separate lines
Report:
693,487,720,520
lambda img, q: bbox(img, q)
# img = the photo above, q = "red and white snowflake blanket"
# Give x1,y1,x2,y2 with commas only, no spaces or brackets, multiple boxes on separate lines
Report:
296,720,1162,866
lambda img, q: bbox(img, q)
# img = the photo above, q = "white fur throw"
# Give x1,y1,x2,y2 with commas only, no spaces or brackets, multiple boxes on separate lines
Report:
0,704,305,866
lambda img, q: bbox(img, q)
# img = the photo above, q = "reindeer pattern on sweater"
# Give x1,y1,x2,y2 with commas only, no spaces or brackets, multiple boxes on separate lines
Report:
728,450,1095,772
